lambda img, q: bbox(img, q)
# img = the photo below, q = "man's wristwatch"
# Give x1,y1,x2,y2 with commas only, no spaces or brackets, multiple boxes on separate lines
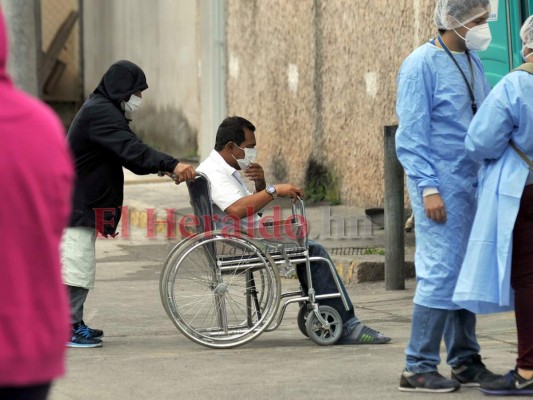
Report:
265,185,277,199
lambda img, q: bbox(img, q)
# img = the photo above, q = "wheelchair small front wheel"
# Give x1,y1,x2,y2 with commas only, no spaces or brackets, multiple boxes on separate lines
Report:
297,302,310,337
305,305,343,346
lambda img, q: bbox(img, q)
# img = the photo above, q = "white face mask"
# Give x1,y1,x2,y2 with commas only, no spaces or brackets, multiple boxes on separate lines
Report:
232,144,257,170
455,23,492,52
521,46,533,62
121,94,143,113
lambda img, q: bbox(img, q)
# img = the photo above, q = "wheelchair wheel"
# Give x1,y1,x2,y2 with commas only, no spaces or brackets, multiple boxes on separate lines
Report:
305,305,343,346
297,302,310,337
161,232,281,348
160,238,192,316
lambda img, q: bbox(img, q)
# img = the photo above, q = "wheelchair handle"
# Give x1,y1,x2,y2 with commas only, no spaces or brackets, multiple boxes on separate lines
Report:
158,171,209,183
291,196,306,220
291,196,308,248
157,171,178,181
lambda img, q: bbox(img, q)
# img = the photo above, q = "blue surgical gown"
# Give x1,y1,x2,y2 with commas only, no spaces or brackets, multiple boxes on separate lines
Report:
453,70,533,313
396,42,491,309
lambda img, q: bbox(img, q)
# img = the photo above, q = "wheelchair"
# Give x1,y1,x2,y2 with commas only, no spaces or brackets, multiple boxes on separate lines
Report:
159,173,350,348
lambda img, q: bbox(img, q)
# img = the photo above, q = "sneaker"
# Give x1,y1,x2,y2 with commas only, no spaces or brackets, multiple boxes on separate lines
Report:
79,320,104,338
451,355,497,386
336,324,391,345
67,325,103,348
399,370,461,393
479,369,533,396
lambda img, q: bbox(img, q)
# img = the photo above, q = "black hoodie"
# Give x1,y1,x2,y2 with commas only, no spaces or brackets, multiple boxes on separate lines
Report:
67,60,179,236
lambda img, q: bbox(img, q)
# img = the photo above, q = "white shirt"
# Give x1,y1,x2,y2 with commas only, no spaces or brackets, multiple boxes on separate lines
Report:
196,150,260,229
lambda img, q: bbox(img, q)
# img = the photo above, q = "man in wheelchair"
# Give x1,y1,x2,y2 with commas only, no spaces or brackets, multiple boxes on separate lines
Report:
195,116,391,345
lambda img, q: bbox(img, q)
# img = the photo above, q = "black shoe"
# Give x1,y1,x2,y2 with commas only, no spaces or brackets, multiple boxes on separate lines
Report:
451,355,497,387
67,325,103,348
480,369,533,396
399,370,460,393
79,320,104,339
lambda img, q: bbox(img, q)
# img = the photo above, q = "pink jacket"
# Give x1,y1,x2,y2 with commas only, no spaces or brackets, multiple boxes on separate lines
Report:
0,6,74,386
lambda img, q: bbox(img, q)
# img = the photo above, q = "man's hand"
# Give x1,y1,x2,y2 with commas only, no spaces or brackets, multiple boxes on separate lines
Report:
244,163,266,191
423,193,446,223
275,184,304,199
172,162,195,184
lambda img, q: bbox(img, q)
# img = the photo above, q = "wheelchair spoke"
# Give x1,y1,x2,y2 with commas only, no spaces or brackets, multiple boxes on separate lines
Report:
184,295,212,325
205,250,219,270
173,274,214,289
175,294,212,313
225,298,248,315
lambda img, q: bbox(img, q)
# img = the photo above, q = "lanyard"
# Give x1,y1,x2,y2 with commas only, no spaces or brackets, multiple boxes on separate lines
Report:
510,142,533,170
437,35,477,115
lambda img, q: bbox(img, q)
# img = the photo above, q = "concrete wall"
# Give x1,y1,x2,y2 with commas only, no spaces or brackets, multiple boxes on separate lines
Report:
226,0,435,208
82,0,199,158
0,0,41,96
41,0,80,102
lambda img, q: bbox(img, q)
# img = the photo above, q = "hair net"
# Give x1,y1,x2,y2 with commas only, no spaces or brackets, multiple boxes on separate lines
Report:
521,15,533,49
434,0,491,30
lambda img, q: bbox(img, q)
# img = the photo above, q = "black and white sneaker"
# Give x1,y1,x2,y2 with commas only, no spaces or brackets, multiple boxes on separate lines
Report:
451,355,497,386
399,370,460,393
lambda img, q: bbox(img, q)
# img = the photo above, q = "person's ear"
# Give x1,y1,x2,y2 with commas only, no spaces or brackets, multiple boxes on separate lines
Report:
455,25,468,39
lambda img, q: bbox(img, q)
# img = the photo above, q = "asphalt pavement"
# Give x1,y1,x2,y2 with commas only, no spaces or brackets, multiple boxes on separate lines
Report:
49,170,517,400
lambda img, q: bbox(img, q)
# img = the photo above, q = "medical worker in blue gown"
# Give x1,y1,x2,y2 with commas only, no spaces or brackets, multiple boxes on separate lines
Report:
395,0,497,393
453,15,533,396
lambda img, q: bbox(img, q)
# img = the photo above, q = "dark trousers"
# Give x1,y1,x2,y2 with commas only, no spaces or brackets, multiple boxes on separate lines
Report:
0,383,51,400
68,285,89,325
512,184,533,370
296,241,355,323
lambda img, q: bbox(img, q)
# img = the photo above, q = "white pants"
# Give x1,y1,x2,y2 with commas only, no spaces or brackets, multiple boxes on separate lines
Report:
61,227,97,289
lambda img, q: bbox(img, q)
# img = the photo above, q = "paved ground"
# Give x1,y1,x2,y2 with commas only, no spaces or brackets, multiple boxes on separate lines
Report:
49,172,517,400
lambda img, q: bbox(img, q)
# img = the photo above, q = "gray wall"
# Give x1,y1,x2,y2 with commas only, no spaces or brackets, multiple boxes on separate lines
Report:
82,0,199,158
226,0,435,207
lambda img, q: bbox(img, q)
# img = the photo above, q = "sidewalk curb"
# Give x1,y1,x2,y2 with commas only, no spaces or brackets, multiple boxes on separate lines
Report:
334,258,415,285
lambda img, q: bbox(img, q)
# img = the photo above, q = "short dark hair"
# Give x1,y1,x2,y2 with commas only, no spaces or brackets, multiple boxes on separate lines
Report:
214,116,256,151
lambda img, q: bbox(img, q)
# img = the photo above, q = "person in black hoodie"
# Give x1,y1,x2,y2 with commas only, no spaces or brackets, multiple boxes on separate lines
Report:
62,60,195,348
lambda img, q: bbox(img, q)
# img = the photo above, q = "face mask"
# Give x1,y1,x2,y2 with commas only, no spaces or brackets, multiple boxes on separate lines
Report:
232,144,257,170
455,23,492,51
521,46,533,62
121,94,143,113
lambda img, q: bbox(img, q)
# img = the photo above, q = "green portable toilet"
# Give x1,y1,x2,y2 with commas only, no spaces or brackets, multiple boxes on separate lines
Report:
480,0,533,86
